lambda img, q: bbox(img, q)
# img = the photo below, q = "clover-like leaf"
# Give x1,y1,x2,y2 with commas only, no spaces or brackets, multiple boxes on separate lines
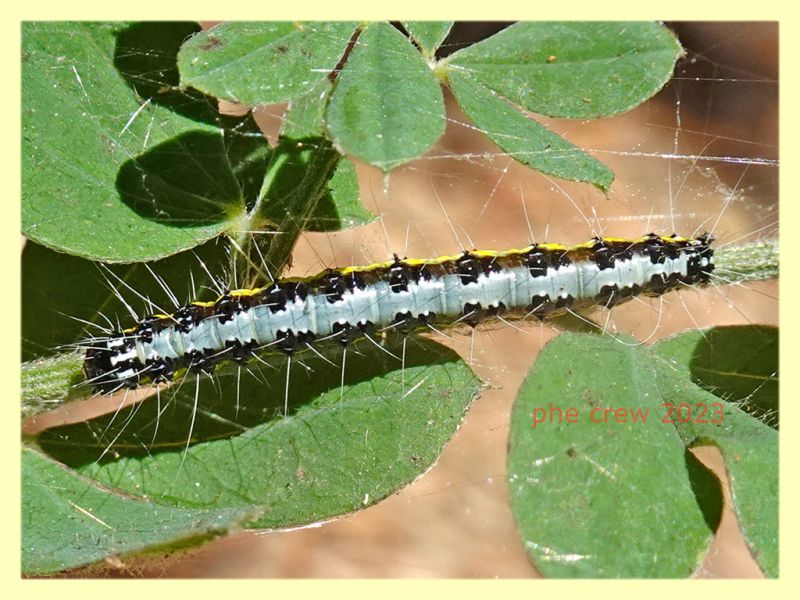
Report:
448,72,614,191
22,22,271,263
178,22,358,106
508,333,722,577
447,21,682,119
22,446,256,575
402,21,453,58
34,336,480,560
326,22,446,171
654,326,778,577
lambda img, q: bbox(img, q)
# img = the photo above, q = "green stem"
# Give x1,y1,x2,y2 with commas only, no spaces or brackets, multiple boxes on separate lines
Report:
713,238,778,282
233,137,341,285
21,353,86,419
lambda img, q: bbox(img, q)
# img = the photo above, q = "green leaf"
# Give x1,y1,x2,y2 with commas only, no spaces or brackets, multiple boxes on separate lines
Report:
326,22,446,171
654,327,778,577
177,22,358,106
508,333,721,577
306,158,376,232
37,336,481,532
281,78,333,139
22,22,271,263
447,21,682,119
403,22,453,57
22,446,255,575
676,326,777,427
448,72,613,191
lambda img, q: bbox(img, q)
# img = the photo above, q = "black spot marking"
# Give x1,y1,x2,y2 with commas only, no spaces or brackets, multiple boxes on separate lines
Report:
528,294,552,319
456,253,481,285
288,281,310,302
187,348,216,373
553,251,572,268
481,256,502,276
666,244,680,261
331,321,359,346
217,293,254,323
525,248,548,278
461,302,484,327
321,270,348,303
146,356,176,382
417,311,437,325
225,338,257,363
357,320,376,337
591,239,616,270
487,302,506,317
416,261,443,282
555,294,574,309
175,306,200,333
320,270,365,303
460,301,506,327
391,311,417,334
595,284,619,306
389,256,412,292
297,330,316,346
216,294,237,323
614,284,642,304
134,315,162,343
685,251,702,279
615,247,634,262
276,329,298,353
344,270,366,291
643,234,668,264
266,283,293,313
647,273,669,296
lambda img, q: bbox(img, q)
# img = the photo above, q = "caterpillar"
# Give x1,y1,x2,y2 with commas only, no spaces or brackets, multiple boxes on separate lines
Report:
84,233,714,393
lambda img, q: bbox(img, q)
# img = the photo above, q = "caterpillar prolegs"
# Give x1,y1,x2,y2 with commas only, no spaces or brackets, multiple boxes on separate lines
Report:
84,233,714,393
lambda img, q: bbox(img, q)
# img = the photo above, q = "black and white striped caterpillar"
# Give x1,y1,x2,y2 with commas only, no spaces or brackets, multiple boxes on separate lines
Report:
84,233,714,393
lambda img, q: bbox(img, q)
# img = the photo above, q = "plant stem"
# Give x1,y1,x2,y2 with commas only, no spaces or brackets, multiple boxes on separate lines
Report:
21,353,86,419
233,137,341,285
713,238,778,282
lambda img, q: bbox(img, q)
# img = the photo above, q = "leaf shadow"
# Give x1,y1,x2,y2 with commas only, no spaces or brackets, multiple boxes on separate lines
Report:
36,335,466,468
684,448,723,533
113,22,272,228
115,131,244,227
688,326,779,429
113,22,220,125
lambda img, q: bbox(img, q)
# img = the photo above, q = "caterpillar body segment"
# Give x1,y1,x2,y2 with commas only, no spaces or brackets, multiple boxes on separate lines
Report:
84,234,715,392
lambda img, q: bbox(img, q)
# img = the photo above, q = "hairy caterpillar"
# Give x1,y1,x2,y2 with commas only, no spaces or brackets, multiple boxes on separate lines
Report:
84,233,714,393
19,19,778,580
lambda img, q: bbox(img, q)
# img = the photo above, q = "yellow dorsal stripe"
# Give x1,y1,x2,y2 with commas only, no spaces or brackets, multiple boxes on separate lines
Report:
131,235,702,326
